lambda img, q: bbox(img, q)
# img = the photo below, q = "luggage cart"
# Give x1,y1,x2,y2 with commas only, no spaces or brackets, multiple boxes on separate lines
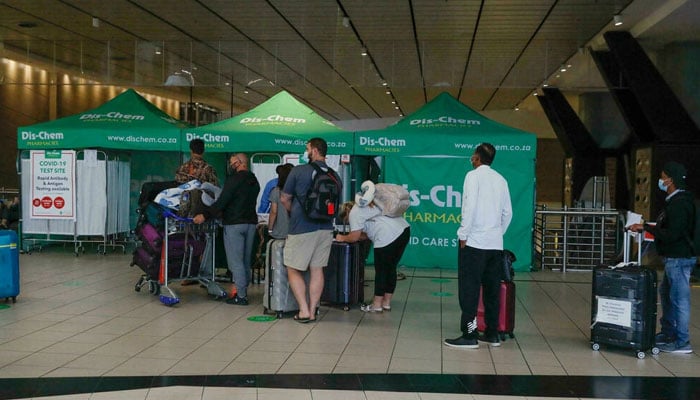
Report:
134,210,227,306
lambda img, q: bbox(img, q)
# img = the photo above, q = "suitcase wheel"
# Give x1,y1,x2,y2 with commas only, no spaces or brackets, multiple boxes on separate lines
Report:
651,347,660,356
636,351,646,359
591,343,600,351
276,311,283,319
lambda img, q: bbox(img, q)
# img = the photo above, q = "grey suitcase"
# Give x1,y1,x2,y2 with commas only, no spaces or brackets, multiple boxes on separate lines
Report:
263,239,300,318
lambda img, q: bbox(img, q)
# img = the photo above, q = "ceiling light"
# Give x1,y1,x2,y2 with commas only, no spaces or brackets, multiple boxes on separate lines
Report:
542,82,549,87
361,47,367,56
613,14,623,26
385,90,391,95
154,47,162,55
243,88,249,94
394,106,399,110
515,107,520,111
382,81,388,86
92,17,100,28
559,65,567,72
342,17,350,28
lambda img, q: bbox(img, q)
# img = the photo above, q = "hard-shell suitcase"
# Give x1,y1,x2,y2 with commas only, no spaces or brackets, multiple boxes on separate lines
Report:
590,231,659,359
0,230,20,303
477,281,516,340
322,241,364,310
263,239,300,318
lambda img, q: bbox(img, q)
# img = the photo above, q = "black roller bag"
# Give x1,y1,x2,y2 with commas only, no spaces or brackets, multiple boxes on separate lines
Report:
590,231,658,358
322,241,365,310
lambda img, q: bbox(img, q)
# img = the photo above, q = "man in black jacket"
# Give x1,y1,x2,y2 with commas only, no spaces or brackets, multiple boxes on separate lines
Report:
630,161,695,354
194,153,260,305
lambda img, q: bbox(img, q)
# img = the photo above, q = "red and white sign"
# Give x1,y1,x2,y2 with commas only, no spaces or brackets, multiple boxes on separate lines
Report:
30,150,76,219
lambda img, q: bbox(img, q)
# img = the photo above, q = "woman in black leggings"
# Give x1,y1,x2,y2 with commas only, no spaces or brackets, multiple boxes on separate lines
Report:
335,182,410,312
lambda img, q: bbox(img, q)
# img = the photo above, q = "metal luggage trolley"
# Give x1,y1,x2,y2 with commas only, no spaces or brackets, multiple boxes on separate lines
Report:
134,210,228,306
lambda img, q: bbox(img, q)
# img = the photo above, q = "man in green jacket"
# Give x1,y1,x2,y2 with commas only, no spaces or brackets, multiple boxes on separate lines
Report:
630,161,695,354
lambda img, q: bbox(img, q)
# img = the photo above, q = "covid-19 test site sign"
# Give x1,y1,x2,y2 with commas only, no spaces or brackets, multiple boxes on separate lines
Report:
30,150,76,219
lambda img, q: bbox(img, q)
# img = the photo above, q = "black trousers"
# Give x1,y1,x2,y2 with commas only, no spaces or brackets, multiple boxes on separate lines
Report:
458,245,502,338
372,227,410,296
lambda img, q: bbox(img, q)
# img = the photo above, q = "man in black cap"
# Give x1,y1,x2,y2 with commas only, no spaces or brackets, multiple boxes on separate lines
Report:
629,161,695,354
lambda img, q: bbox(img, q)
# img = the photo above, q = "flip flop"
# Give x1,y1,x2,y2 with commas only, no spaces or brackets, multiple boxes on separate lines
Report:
293,314,311,323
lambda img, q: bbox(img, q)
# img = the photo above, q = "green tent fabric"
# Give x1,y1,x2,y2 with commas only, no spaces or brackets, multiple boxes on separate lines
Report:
18,89,186,151
354,92,537,271
183,90,352,154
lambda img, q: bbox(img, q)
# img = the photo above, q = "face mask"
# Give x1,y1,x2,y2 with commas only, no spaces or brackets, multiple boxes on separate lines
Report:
658,178,668,192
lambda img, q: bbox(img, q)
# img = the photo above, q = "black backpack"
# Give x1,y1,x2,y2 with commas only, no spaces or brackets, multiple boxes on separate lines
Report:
301,163,341,221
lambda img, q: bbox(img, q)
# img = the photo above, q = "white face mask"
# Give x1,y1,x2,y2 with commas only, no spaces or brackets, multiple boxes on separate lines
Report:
658,178,669,192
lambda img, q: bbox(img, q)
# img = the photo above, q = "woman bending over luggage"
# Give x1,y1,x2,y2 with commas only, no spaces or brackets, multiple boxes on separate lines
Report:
335,181,410,312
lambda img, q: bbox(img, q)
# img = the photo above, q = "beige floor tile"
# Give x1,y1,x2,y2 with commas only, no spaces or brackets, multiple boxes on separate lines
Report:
284,352,340,367
389,356,442,373
63,354,129,371
145,386,204,400
202,387,257,400
0,350,33,366
107,357,179,375
0,363,55,377
219,361,281,374
309,389,368,400
418,394,475,400
12,352,79,368
235,349,291,364
90,388,150,400
165,358,229,375
257,388,312,400
365,391,421,400
42,367,109,377
336,354,391,370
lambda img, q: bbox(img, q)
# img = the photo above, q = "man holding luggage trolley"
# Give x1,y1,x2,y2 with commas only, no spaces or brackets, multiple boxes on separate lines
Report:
445,143,512,349
629,161,695,354
280,138,338,323
193,153,260,306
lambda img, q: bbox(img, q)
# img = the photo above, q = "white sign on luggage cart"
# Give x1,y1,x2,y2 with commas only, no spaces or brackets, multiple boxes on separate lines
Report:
595,296,633,328
30,150,76,219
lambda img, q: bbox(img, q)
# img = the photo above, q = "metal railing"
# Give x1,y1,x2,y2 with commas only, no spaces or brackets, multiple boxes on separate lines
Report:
533,205,623,271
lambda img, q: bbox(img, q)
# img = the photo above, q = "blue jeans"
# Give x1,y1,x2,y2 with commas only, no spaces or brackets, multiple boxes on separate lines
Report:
223,224,256,298
659,257,695,345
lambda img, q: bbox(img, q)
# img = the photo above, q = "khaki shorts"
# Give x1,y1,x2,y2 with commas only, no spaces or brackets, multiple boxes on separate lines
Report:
284,230,333,271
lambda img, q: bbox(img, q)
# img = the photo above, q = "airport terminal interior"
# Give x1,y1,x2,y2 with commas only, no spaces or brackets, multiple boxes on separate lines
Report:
3,0,700,399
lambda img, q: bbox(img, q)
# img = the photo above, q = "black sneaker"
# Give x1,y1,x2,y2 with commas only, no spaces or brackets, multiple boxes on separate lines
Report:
655,332,675,345
226,295,249,305
444,336,479,349
478,333,501,347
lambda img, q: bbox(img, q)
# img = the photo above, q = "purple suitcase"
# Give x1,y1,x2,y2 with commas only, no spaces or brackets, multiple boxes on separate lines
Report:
131,246,159,279
136,223,162,254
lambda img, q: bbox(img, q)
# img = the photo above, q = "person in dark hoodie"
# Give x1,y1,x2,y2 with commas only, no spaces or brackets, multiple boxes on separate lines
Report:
629,161,695,354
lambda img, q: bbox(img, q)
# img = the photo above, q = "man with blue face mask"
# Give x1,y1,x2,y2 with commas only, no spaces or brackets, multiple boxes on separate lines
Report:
629,161,695,354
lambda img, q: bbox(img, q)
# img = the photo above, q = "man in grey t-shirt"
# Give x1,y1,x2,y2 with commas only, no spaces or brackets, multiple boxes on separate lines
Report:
280,138,339,323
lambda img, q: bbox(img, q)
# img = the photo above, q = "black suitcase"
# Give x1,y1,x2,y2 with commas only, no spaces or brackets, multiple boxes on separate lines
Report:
590,232,659,359
322,241,364,310
137,180,179,209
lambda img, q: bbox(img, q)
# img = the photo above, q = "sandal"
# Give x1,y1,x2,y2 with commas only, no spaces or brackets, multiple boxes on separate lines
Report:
293,314,311,323
360,304,384,313
382,305,391,311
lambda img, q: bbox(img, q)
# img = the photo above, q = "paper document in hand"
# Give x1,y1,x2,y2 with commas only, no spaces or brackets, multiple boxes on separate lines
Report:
625,211,643,228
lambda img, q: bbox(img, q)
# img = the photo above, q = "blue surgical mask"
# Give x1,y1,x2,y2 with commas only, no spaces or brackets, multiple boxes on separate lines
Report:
658,178,668,192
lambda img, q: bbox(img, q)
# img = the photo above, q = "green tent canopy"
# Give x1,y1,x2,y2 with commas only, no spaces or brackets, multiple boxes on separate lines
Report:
183,90,352,154
17,89,186,151
354,92,537,271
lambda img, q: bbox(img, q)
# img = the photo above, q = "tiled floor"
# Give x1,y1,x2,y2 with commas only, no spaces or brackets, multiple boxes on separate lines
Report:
1,245,700,399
